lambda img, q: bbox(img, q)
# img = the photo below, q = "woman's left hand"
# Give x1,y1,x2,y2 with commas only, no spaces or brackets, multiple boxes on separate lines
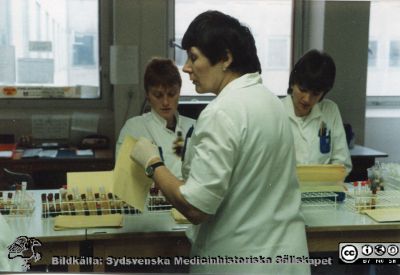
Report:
130,137,161,168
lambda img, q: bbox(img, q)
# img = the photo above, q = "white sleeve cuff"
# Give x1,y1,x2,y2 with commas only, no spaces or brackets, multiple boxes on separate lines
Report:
179,178,223,215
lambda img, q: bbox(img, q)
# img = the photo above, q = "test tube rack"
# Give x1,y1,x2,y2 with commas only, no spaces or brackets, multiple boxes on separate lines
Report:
0,191,35,216
41,191,141,218
301,192,338,208
345,190,400,213
147,185,173,212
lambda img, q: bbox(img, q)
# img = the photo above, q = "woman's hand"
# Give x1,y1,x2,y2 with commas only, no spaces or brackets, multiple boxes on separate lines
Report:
130,137,161,168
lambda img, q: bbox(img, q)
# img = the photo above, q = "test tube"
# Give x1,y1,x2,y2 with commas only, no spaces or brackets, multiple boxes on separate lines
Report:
86,187,96,215
114,195,122,214
47,194,56,217
94,193,102,215
100,195,110,214
353,182,360,211
107,193,116,214
5,192,13,215
81,194,90,216
54,193,61,216
361,181,368,210
67,194,76,215
14,184,21,208
73,193,84,215
41,193,48,218
60,189,69,215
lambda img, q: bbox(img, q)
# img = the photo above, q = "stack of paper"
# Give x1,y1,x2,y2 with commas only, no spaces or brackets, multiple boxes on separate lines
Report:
296,164,346,193
22,148,42,158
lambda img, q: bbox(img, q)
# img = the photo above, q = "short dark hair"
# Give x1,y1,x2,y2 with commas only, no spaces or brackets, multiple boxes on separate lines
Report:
181,10,261,74
144,58,182,93
288,49,336,96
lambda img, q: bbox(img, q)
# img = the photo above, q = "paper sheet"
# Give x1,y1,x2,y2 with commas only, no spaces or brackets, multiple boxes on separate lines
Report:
67,170,114,195
113,136,152,212
76,149,94,156
363,208,400,223
171,208,190,224
54,214,123,230
0,151,13,158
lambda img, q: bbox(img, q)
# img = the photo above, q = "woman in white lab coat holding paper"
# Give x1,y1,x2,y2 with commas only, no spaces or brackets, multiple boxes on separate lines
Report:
130,11,310,275
116,58,194,179
281,50,352,176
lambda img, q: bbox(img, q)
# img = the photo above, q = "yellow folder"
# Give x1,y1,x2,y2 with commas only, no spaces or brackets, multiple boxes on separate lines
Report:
297,164,346,192
54,214,123,230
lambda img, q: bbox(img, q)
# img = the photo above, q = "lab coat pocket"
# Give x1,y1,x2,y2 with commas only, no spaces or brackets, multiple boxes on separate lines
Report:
319,135,331,154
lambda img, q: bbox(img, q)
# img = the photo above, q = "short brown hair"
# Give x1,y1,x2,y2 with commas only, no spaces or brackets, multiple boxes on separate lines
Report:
144,58,182,93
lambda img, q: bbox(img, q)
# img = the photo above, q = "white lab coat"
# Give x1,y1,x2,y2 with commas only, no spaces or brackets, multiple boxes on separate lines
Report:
180,73,310,274
281,96,352,175
116,109,195,179
0,214,23,272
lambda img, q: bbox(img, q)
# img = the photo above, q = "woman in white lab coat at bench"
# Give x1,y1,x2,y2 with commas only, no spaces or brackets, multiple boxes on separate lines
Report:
281,49,352,176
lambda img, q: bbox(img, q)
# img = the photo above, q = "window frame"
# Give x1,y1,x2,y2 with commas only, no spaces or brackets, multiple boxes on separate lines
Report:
0,0,113,110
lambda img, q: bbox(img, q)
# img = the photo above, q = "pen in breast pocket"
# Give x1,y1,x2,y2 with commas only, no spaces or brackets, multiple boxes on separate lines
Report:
319,122,327,136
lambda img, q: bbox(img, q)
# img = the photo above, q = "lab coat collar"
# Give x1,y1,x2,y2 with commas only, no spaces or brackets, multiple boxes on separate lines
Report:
150,109,180,130
282,96,322,125
218,72,262,98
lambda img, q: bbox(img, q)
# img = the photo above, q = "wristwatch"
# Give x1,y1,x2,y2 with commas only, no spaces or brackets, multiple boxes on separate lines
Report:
145,162,164,178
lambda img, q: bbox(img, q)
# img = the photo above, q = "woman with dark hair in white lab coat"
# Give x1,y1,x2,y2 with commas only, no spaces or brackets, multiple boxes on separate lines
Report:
130,10,309,275
281,49,352,176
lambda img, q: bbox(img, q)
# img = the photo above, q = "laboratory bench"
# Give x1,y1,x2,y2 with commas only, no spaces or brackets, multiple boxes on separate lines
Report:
0,149,114,189
3,189,400,272
346,145,388,182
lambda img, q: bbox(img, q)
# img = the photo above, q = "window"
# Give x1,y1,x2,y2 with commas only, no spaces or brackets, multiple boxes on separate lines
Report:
368,40,378,68
174,0,293,97
367,1,400,101
266,37,290,69
389,40,400,68
0,0,105,100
